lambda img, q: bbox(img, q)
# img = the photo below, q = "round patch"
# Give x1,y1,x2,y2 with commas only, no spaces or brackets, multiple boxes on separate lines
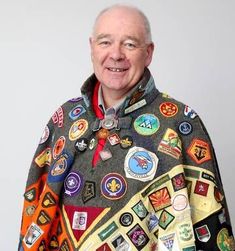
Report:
134,114,160,136
119,212,133,227
178,121,192,135
69,119,88,141
101,173,127,200
120,135,133,149
69,105,86,120
53,136,66,159
217,228,231,251
159,102,178,117
39,125,50,144
124,146,158,182
172,194,188,211
25,205,36,216
64,171,83,196
74,138,88,152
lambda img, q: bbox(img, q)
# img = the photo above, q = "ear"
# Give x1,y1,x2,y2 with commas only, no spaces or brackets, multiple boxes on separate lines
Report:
145,42,155,67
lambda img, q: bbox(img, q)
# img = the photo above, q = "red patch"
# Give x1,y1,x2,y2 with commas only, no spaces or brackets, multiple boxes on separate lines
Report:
96,243,112,251
194,180,209,197
149,187,171,211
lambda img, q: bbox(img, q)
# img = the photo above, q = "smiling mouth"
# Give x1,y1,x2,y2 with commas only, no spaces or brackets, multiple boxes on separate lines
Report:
107,67,128,72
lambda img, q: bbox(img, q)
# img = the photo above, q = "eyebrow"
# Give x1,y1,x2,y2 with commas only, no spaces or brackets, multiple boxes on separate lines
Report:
95,34,141,43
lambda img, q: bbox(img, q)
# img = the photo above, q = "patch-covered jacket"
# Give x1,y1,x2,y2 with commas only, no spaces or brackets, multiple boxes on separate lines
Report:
19,68,234,251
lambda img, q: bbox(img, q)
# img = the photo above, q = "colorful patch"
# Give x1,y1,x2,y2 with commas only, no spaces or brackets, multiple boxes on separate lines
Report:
38,240,46,251
101,173,127,200
146,212,159,232
34,147,52,168
149,187,171,212
37,210,51,225
184,168,200,179
187,138,211,164
214,186,224,203
69,97,83,102
96,243,112,251
112,234,130,250
24,188,36,202
96,128,109,140
178,121,193,135
98,221,118,241
194,180,209,197
134,114,160,136
195,225,211,242
124,146,158,182
159,233,175,250
69,119,88,141
129,89,145,105
74,138,88,152
171,173,186,191
178,222,193,242
64,171,84,197
53,136,66,159
125,99,147,114
119,212,133,227
182,246,196,251
132,200,148,220
127,224,149,250
72,211,87,230
202,172,216,184
101,117,118,130
172,194,188,211
159,210,175,230
42,192,56,208
69,105,86,120
60,239,70,251
184,105,197,119
52,106,64,128
99,149,112,161
217,228,232,251
25,205,36,216
49,235,59,249
89,138,97,150
107,133,120,146
159,102,178,117
23,222,44,248
39,125,50,144
120,135,133,149
48,152,74,182
158,128,182,159
82,181,96,203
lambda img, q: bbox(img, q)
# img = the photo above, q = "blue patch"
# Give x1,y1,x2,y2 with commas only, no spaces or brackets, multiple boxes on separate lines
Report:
48,151,74,183
64,171,84,196
69,105,86,120
69,97,83,102
178,121,193,135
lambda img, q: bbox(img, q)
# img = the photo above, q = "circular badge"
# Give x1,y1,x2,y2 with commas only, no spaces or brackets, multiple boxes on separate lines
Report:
172,194,188,211
159,102,178,117
217,228,231,251
64,171,83,196
39,125,50,144
119,212,133,227
124,146,158,182
74,138,88,152
96,128,109,140
53,136,66,159
69,119,88,141
178,121,192,135
120,135,133,149
101,173,127,200
69,105,86,120
134,114,160,136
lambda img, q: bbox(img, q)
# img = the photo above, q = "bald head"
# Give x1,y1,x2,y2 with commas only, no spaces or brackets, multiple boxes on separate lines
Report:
92,4,152,44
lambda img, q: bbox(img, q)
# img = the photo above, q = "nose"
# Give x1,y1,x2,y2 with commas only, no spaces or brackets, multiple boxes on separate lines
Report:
109,43,125,61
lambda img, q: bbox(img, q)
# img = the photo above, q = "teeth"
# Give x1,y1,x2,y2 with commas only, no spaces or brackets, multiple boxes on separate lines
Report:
108,68,125,72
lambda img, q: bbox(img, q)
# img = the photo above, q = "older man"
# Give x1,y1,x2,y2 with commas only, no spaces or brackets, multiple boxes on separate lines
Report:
19,4,234,251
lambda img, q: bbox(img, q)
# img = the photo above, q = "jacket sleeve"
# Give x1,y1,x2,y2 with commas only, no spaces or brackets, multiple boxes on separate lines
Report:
180,111,235,250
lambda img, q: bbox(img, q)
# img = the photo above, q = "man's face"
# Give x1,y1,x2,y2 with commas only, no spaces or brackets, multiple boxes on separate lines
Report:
90,7,154,93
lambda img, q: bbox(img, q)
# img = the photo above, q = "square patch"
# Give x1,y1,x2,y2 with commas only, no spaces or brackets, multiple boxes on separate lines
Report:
149,187,171,212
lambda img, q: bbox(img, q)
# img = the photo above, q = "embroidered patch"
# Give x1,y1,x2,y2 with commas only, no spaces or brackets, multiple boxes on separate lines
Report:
129,89,145,106
149,187,171,212
42,192,56,208
187,138,211,164
99,149,112,161
178,121,193,135
146,212,159,232
195,225,211,242
217,228,232,251
25,205,36,216
119,212,133,227
60,239,70,251
82,181,96,203
202,172,216,184
49,235,59,249
171,173,186,191
120,135,133,149
214,186,224,203
182,246,196,251
69,119,88,141
112,234,130,250
124,146,159,182
107,133,120,146
134,113,160,136
184,105,197,119
64,171,84,197
158,128,182,159
98,221,118,241
159,233,175,250
52,106,64,128
178,222,194,242
132,200,148,220
72,211,87,230
39,125,50,144
159,102,178,117
101,173,127,200
96,128,109,140
38,240,46,251
48,152,74,182
124,99,147,114
127,224,149,250
89,138,97,150
53,136,66,159
74,138,88,152
96,243,112,251
37,210,51,225
69,104,86,120
172,194,188,211
23,222,44,248
159,210,175,230
24,188,36,202
194,180,209,197
34,148,52,168
69,97,83,102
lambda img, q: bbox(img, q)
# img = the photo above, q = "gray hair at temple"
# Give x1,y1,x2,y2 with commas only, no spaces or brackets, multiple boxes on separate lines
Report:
92,4,153,44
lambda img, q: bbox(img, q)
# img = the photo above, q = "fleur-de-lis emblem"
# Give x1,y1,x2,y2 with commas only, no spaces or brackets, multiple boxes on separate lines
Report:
107,179,120,192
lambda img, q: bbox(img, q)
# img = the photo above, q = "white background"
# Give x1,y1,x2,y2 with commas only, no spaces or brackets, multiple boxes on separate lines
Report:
0,0,234,250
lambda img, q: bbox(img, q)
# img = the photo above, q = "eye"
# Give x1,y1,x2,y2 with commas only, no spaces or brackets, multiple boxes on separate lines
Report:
123,42,137,50
98,40,111,47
